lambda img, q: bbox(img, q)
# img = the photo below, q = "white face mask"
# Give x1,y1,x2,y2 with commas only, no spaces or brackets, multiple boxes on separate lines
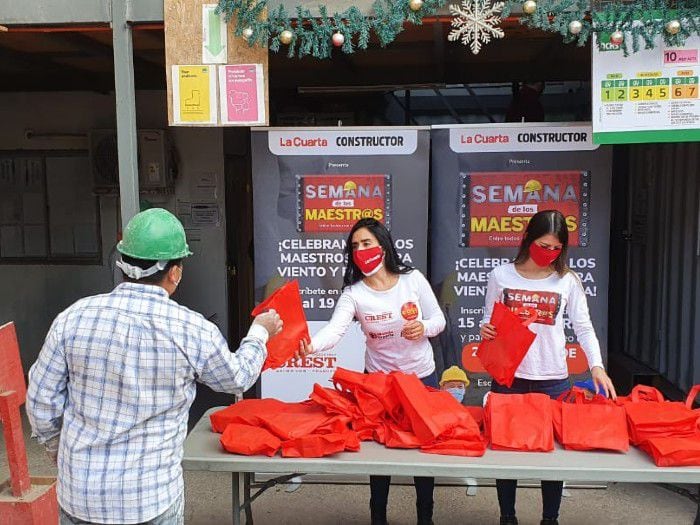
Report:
116,259,168,280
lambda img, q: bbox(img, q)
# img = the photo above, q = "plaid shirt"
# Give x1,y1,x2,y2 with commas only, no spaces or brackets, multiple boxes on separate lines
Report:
27,283,267,524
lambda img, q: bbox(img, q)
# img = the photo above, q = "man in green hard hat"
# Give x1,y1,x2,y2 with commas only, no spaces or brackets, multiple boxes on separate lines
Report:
26,208,281,525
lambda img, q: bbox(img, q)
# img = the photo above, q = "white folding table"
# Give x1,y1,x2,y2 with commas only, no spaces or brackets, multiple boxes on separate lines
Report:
183,408,700,525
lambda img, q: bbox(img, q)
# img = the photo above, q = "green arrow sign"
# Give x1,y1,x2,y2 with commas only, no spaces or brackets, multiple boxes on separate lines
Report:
206,9,224,57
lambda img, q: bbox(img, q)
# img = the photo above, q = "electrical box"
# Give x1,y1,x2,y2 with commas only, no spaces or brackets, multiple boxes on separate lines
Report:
89,129,177,194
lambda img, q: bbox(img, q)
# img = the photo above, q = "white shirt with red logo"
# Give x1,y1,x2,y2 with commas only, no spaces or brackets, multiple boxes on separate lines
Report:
482,263,604,381
312,270,446,378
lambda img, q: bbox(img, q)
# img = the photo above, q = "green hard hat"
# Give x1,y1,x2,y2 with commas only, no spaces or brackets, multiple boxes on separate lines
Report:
117,208,192,261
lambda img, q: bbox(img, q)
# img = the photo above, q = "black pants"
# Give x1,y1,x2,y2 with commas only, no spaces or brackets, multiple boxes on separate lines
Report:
370,475,434,519
491,377,571,520
369,371,438,522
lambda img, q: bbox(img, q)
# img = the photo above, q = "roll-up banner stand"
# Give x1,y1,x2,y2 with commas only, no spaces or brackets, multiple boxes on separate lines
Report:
430,123,612,405
252,127,430,402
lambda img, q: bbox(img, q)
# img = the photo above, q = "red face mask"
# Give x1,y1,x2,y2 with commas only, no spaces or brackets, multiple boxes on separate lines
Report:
529,243,562,267
353,246,384,276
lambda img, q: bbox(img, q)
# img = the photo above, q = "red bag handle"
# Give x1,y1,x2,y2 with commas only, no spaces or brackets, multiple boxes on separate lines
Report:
515,307,538,327
685,385,700,409
333,380,352,395
630,385,665,403
556,389,586,403
558,388,613,405
556,390,573,403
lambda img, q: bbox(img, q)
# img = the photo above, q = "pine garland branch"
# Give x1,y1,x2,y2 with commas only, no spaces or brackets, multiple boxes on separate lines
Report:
216,0,700,59
505,0,700,54
217,0,450,59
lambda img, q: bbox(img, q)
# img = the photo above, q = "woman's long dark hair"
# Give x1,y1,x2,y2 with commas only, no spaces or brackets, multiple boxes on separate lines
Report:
343,218,413,288
514,210,570,276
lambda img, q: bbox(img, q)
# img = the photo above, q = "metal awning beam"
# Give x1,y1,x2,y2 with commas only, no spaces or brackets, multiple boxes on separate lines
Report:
0,0,163,24
126,0,164,23
0,0,455,25
0,0,112,25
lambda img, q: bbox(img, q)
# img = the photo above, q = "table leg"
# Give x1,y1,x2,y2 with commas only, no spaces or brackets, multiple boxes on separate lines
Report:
232,472,241,525
244,472,254,525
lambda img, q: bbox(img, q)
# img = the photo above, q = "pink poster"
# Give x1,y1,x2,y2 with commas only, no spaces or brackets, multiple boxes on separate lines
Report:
219,64,265,125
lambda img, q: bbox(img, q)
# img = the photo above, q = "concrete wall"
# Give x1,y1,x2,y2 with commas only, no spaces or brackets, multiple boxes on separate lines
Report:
0,91,228,369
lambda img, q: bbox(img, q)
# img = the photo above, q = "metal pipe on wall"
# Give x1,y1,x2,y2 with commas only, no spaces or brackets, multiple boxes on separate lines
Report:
112,0,140,227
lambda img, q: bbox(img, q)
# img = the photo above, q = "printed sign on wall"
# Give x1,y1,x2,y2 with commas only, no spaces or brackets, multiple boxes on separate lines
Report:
431,123,612,404
295,174,392,233
252,127,430,402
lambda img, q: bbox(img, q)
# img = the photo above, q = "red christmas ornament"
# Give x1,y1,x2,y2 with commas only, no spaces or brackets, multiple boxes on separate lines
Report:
610,30,624,46
332,32,345,47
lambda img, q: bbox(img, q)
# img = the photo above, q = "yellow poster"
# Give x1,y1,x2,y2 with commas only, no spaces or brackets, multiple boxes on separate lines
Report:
172,65,217,125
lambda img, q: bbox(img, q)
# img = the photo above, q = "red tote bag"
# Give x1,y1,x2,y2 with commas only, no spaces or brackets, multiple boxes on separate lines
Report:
281,430,359,458
210,398,285,433
465,406,485,430
383,421,423,449
420,438,486,457
477,303,537,388
485,392,554,452
638,436,700,467
310,384,361,419
554,390,629,452
210,399,338,440
220,423,281,457
333,368,401,419
251,280,310,371
392,372,480,444
623,385,700,445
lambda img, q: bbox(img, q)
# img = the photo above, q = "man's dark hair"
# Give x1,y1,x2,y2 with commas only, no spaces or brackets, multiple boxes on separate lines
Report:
120,254,182,285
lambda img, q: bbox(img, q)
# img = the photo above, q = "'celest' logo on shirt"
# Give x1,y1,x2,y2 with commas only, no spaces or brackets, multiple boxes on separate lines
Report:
401,302,419,321
365,312,393,322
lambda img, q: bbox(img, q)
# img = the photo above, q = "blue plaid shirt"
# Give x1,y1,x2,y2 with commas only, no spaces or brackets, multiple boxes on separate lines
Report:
27,283,267,524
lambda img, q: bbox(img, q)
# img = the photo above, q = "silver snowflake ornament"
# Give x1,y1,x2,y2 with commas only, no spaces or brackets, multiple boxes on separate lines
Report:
448,0,505,55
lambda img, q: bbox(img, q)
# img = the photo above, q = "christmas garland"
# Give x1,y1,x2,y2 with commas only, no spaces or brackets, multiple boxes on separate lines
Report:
217,0,700,59
216,0,449,59
503,0,700,55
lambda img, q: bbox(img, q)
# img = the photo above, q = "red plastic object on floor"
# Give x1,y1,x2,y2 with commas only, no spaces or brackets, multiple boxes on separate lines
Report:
0,322,58,525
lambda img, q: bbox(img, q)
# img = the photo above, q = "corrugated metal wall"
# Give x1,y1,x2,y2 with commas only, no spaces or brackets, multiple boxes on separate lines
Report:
622,142,700,393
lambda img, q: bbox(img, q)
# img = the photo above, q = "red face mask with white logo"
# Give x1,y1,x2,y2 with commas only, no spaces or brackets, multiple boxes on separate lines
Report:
529,242,562,267
353,246,384,276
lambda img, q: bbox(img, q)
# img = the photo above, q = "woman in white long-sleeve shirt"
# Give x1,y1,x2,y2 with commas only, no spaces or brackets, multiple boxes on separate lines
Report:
480,210,616,525
299,218,445,525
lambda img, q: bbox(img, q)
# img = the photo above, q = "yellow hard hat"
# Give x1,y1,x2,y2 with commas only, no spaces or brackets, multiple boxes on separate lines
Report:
524,179,542,193
440,366,470,387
